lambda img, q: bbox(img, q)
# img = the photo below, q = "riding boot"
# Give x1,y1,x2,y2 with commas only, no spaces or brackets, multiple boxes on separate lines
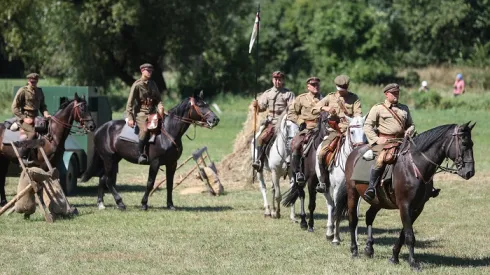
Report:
292,154,305,185
137,140,148,164
364,167,383,202
17,147,34,167
431,187,441,198
316,164,329,193
252,145,263,171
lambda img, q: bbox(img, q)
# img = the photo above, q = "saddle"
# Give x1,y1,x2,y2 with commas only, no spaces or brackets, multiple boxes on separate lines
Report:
324,135,343,168
2,117,48,145
301,129,318,158
119,114,161,144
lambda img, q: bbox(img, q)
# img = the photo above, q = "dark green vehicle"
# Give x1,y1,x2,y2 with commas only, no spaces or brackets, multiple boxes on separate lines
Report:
8,86,112,195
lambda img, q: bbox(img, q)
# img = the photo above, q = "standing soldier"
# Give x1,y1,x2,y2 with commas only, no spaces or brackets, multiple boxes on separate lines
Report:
125,63,164,164
311,75,362,193
11,73,51,165
288,77,323,184
252,71,295,172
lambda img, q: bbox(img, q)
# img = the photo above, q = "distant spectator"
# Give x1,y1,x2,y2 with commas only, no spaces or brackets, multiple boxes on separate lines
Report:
418,80,429,92
453,73,465,97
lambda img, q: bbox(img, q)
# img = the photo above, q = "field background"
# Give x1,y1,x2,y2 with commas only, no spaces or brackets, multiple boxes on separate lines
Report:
0,77,489,274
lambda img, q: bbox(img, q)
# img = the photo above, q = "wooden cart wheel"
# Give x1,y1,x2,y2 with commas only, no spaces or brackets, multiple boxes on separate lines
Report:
64,156,79,195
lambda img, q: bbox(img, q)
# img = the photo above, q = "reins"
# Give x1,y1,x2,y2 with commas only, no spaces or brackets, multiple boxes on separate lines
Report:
48,100,93,135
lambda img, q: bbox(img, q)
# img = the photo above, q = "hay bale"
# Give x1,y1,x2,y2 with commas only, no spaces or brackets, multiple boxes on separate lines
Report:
217,103,267,186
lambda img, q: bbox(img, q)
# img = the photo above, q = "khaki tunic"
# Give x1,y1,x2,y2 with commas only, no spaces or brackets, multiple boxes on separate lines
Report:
11,86,48,139
312,91,362,134
287,92,322,130
125,78,162,140
363,99,415,147
257,87,295,124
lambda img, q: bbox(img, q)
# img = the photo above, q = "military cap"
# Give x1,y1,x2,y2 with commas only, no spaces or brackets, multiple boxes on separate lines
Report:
383,83,400,93
272,71,285,78
306,77,320,84
26,73,40,79
334,75,350,87
139,63,154,70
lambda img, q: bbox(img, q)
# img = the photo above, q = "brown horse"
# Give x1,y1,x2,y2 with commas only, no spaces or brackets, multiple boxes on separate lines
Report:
81,91,220,211
334,122,475,271
0,93,96,206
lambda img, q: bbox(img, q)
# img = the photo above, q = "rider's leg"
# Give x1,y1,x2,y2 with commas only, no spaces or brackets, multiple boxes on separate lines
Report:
136,114,149,164
252,124,266,170
291,132,305,184
18,121,36,166
364,145,385,202
316,132,337,193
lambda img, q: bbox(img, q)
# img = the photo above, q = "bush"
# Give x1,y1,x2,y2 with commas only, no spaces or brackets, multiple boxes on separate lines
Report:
404,70,420,87
411,91,441,109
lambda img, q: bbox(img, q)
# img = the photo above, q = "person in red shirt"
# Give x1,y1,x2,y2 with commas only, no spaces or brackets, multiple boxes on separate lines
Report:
453,73,465,97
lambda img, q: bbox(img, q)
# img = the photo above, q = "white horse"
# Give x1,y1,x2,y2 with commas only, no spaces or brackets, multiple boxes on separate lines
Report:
251,113,299,219
315,115,366,244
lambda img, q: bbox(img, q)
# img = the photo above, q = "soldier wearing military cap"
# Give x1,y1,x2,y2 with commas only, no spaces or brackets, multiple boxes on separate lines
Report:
251,71,295,172
362,83,415,201
11,72,50,165
311,75,362,192
125,63,164,164
287,76,323,184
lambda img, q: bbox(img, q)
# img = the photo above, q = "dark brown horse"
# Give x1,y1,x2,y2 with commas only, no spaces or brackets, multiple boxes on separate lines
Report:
282,112,329,232
0,93,96,206
334,122,476,270
81,91,220,211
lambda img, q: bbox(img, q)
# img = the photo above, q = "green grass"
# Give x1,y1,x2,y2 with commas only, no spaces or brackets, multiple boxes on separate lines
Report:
0,82,489,274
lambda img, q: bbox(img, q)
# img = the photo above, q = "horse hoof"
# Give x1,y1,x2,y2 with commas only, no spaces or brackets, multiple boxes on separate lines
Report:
410,262,422,272
308,227,314,233
70,207,79,216
351,251,358,258
331,241,340,246
300,223,308,230
97,203,106,210
117,204,126,211
326,234,334,241
141,204,148,211
364,247,374,258
167,205,176,211
271,213,280,219
388,257,399,265
264,213,271,217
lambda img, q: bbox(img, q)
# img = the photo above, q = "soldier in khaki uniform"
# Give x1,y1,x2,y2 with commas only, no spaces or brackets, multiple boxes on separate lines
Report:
11,73,51,165
125,63,164,164
363,83,415,201
252,71,295,172
311,75,362,192
288,77,323,184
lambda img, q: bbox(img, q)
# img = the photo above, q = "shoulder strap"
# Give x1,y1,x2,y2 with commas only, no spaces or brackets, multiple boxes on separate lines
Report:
337,98,350,118
381,104,404,129
271,89,282,118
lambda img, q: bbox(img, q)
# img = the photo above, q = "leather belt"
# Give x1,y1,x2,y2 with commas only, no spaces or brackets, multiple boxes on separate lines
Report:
379,133,402,138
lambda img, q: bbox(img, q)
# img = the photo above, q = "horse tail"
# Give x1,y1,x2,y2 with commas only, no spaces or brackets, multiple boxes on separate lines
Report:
281,182,300,207
81,147,103,182
333,180,348,221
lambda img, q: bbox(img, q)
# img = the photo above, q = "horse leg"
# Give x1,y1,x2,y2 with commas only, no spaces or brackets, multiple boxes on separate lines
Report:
271,170,281,219
307,178,317,232
299,188,307,229
141,159,161,211
104,159,125,210
324,185,335,240
165,162,177,210
348,189,361,257
364,206,381,258
288,177,298,222
0,160,9,206
97,176,107,210
390,205,425,271
257,171,271,217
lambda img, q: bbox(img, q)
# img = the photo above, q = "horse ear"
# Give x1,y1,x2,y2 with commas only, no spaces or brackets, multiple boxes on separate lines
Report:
346,116,353,124
199,90,203,99
74,92,80,100
469,121,476,130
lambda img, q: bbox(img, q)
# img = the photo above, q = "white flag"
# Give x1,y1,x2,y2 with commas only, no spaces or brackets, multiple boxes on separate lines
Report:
248,11,260,54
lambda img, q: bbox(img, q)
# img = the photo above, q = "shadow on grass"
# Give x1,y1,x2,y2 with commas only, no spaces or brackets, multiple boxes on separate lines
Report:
417,254,490,267
73,184,148,197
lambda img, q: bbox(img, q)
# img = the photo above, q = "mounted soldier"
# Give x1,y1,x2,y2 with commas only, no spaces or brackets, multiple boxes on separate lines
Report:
251,71,295,172
363,83,440,201
11,73,51,165
125,63,164,164
311,75,362,193
288,77,323,184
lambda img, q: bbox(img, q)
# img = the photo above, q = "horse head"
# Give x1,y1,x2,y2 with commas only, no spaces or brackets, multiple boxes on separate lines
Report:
451,121,476,180
57,93,96,133
188,90,220,128
345,115,365,148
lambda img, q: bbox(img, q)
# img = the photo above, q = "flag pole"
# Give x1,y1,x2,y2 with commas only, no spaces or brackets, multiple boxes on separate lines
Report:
252,3,260,184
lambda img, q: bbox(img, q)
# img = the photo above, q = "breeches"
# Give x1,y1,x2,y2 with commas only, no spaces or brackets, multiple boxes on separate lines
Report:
257,123,275,146
20,121,35,140
370,143,387,169
318,131,341,161
136,113,149,140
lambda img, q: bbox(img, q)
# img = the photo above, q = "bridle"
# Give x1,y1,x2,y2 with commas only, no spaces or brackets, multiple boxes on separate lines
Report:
346,124,364,148
403,125,471,183
49,100,94,135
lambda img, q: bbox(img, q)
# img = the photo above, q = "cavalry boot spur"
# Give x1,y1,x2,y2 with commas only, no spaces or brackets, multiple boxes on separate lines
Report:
137,140,149,164
364,168,382,202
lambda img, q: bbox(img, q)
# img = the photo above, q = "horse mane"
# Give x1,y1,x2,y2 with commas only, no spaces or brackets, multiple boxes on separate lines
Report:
164,97,192,129
274,112,288,136
412,124,456,152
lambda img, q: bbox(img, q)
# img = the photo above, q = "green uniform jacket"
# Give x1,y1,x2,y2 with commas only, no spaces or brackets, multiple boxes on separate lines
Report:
125,78,161,121
11,85,48,120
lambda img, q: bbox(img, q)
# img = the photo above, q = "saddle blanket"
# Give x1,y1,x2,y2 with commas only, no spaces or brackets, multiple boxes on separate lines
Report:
118,124,156,144
350,157,393,184
2,129,21,144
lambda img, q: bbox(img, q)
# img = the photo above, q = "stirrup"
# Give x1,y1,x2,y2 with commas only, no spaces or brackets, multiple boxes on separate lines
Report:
295,172,305,184
316,182,327,193
138,154,148,164
251,160,261,171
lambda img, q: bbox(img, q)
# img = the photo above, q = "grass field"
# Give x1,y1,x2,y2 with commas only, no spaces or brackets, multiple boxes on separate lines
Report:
0,84,489,274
